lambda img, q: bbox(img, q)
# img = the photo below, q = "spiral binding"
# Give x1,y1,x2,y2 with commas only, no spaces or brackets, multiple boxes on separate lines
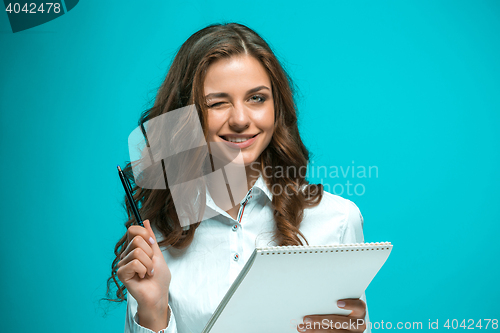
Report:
256,242,392,255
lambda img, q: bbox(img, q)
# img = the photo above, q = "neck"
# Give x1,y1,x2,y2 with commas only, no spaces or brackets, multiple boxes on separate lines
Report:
245,164,261,190
206,163,261,211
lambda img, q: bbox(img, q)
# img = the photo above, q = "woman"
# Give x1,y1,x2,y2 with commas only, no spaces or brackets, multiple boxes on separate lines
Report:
106,23,369,333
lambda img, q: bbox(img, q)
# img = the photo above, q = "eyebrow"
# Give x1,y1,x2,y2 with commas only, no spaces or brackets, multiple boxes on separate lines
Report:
204,85,271,100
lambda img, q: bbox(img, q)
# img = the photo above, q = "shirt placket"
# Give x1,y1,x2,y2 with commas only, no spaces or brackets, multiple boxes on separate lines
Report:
229,188,253,284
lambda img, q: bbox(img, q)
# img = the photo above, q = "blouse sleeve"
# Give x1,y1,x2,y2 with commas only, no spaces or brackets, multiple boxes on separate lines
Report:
341,199,371,333
341,199,365,244
125,292,177,333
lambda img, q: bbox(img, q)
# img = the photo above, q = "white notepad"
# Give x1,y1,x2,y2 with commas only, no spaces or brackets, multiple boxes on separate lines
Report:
202,242,392,333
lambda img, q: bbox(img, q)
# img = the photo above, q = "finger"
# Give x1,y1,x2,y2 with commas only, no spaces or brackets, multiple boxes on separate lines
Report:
300,316,366,332
117,259,148,282
337,298,366,318
127,224,155,249
302,315,352,329
118,247,155,276
297,329,348,333
298,325,345,333
121,234,154,260
301,326,364,333
143,219,162,256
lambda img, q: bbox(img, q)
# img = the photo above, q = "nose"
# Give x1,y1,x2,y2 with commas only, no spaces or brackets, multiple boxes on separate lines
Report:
227,102,250,131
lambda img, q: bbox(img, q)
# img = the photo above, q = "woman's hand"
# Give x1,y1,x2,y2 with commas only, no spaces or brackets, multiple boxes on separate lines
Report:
297,298,367,332
117,219,171,331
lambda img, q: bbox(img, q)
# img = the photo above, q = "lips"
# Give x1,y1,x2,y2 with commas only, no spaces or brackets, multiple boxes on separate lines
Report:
219,133,259,149
220,134,258,143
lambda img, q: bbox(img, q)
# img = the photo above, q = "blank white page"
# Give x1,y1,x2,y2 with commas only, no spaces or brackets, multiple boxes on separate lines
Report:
202,242,392,333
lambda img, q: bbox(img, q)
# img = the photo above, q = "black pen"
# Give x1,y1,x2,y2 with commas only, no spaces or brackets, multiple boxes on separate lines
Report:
117,165,144,227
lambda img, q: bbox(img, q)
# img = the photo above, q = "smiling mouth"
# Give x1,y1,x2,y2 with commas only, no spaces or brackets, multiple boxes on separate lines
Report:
219,134,258,143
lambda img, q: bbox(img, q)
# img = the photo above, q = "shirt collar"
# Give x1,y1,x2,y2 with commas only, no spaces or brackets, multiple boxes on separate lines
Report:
251,174,273,201
203,173,272,220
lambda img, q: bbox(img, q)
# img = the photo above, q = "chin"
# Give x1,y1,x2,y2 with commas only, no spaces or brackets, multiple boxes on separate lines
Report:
240,151,257,162
230,157,255,166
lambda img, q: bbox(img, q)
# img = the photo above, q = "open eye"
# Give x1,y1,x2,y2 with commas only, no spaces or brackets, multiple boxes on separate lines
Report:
249,95,266,103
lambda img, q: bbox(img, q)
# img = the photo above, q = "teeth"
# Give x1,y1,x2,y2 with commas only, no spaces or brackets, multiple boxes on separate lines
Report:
226,137,250,143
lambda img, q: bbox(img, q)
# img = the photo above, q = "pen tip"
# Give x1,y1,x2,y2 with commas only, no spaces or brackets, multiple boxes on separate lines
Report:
117,165,122,171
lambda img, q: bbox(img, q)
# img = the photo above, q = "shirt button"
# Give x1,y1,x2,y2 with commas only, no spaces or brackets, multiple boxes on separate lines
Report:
233,253,239,261
232,224,238,231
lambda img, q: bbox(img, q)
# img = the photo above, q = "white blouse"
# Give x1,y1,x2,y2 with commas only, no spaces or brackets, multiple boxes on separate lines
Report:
125,175,371,333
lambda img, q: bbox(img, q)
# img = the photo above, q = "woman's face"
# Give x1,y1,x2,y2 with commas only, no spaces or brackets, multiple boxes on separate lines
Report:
204,54,274,166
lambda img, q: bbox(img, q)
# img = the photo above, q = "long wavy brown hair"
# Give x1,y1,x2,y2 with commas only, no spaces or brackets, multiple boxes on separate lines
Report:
105,22,323,303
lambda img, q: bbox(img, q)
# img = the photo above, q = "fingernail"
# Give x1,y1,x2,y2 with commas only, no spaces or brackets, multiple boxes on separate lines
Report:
298,327,306,332
151,268,154,275
149,237,155,245
337,300,346,308
304,317,312,323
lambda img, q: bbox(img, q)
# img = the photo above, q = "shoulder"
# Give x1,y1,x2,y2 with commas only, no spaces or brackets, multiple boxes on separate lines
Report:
307,190,363,224
326,191,363,228
302,189,365,244
319,190,360,212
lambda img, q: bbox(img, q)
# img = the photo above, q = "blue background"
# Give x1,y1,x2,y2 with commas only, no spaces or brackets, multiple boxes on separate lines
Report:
1,0,499,331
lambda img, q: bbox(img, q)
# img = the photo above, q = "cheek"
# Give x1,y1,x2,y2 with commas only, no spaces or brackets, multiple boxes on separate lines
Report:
206,114,222,138
254,106,274,148
260,106,275,134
